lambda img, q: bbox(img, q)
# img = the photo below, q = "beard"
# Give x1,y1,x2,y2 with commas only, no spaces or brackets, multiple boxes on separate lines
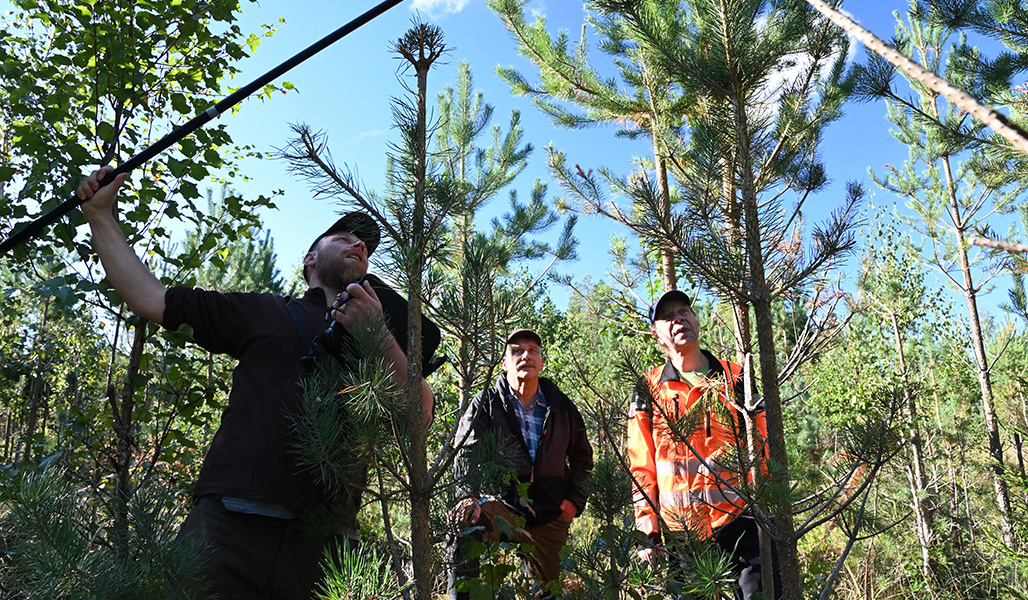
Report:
315,253,366,291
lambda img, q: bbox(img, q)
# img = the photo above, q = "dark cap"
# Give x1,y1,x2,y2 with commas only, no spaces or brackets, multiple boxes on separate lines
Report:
505,328,542,348
304,211,381,281
647,290,692,324
307,211,380,254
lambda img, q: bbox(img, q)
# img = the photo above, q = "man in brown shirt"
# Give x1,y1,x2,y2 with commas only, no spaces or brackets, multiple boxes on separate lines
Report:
76,167,434,598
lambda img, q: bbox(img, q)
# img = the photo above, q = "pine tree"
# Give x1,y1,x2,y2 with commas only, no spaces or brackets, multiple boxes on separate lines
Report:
805,0,1028,155
490,0,690,292
858,0,1025,546
280,25,576,600
427,61,575,427
577,1,860,597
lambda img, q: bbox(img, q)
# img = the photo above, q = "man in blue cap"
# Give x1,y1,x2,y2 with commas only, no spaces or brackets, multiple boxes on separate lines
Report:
628,290,775,600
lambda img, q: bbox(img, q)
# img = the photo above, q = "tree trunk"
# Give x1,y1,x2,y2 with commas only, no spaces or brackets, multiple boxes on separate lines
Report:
929,365,964,555
939,154,1014,546
606,520,620,600
721,153,753,367
406,30,435,600
1015,433,1025,477
888,311,935,583
804,0,1028,155
733,93,797,600
3,409,13,462
23,296,51,463
653,141,676,291
112,319,147,560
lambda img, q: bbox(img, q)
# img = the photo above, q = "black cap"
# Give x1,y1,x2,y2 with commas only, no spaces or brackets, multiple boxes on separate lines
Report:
647,290,692,324
308,211,380,254
304,212,381,281
505,328,542,347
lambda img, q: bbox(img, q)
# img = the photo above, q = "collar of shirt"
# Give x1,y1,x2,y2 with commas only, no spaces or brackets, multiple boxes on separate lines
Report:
505,379,546,412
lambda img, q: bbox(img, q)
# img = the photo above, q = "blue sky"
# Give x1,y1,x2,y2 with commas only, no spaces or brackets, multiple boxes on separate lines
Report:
223,0,656,296
219,0,916,304
2,0,1016,315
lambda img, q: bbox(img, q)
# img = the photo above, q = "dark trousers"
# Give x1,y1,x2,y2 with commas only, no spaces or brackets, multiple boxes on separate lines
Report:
447,509,571,600
174,496,350,600
668,517,780,600
712,516,773,600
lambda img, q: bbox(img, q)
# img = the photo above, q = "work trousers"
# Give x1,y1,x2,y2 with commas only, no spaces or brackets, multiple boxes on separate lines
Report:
447,505,571,600
668,516,780,600
174,495,352,600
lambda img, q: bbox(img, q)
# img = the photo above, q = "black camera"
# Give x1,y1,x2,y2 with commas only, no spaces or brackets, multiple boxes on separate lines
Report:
301,275,368,369
298,273,446,377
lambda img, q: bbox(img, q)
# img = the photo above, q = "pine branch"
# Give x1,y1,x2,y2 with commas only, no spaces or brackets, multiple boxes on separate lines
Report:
807,0,1028,154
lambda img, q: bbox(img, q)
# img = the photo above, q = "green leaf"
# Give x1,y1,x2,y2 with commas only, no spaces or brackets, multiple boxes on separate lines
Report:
171,92,190,114
168,158,187,178
96,121,114,143
246,33,260,55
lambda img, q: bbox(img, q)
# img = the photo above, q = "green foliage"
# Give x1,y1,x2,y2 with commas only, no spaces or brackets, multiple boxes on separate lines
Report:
0,0,274,265
289,312,404,511
316,541,411,600
0,464,210,599
491,0,694,288
563,454,650,600
424,60,578,420
0,2,289,595
279,28,582,599
175,185,285,294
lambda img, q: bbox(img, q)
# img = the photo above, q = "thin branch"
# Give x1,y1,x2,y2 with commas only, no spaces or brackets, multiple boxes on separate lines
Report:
969,237,1028,254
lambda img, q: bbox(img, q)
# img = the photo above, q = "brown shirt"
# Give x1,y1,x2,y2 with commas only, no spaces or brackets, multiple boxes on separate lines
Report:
163,286,336,510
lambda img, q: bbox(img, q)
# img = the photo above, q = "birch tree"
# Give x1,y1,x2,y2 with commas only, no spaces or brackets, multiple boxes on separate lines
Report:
858,1,1025,545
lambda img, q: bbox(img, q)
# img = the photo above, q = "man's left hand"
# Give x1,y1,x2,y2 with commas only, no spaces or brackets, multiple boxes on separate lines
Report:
559,499,576,521
330,279,383,333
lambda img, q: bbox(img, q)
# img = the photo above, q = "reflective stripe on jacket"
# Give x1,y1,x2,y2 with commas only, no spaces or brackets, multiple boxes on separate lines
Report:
626,350,767,539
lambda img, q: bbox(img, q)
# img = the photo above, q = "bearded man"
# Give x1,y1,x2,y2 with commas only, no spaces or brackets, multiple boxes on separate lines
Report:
77,167,435,598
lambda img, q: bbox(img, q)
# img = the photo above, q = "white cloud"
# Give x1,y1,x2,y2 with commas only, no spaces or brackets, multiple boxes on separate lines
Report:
354,130,383,143
410,0,471,18
527,0,546,20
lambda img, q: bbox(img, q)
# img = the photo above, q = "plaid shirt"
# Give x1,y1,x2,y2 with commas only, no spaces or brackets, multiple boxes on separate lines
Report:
507,381,547,463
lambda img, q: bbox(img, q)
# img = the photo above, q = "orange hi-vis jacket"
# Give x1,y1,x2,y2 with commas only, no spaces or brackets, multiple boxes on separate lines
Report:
627,350,768,540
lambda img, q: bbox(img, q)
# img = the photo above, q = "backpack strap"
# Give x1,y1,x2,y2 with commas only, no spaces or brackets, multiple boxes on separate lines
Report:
285,298,315,372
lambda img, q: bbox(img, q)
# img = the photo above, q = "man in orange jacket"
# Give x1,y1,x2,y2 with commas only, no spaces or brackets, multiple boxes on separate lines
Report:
627,290,774,600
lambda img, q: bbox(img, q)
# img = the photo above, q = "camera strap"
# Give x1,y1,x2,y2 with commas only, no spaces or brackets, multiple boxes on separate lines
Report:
285,298,315,373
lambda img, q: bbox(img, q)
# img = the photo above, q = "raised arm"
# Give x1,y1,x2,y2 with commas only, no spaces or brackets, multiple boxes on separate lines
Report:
77,167,166,324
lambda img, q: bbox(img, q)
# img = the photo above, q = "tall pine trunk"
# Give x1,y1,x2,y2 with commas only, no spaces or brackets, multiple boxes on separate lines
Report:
402,24,440,600
653,141,676,291
939,154,1014,546
733,93,797,600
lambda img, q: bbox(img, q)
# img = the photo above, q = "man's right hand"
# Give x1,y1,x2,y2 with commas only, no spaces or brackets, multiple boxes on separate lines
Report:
76,167,128,220
76,165,166,324
447,497,482,534
637,545,663,566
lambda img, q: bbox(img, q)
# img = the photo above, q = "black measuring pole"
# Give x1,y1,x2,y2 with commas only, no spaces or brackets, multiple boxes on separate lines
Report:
0,0,405,257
